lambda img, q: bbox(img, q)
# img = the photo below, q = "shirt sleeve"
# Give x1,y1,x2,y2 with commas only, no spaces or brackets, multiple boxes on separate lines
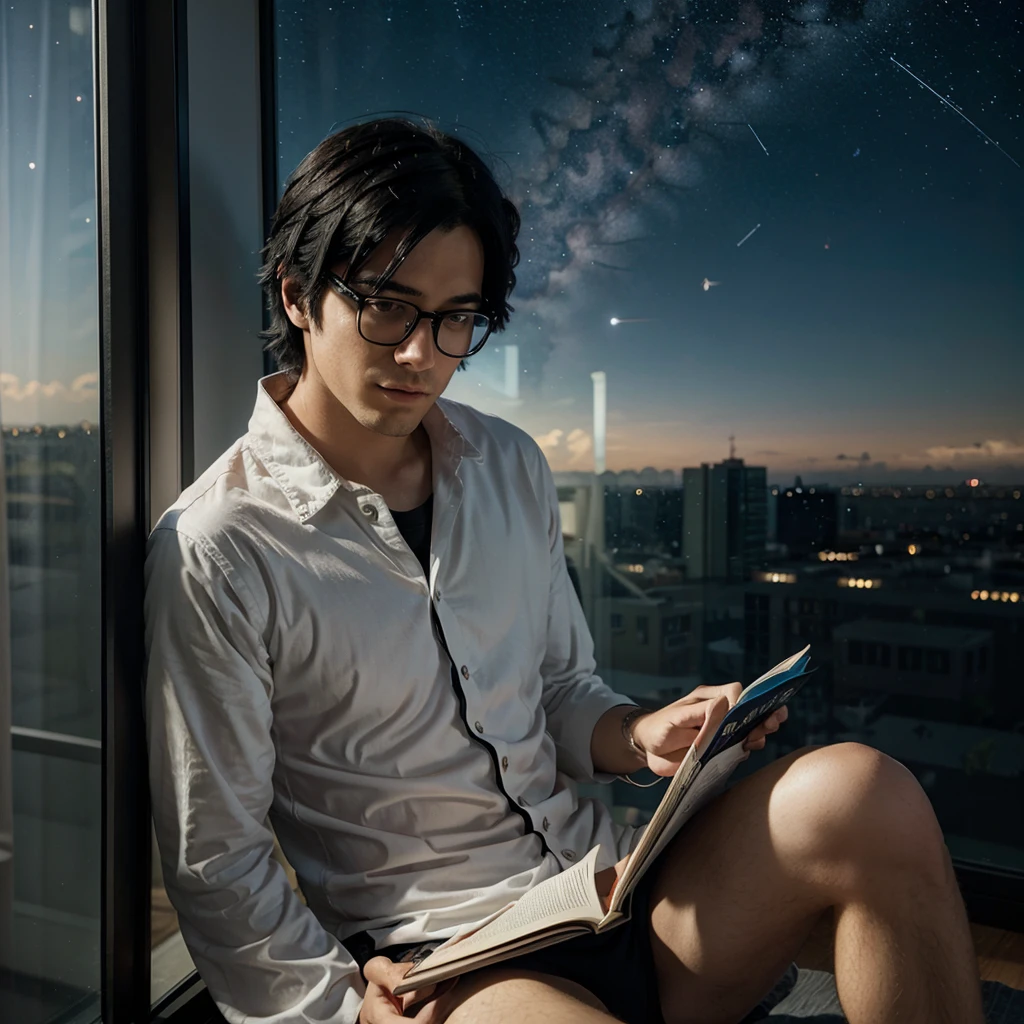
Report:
144,526,365,1024
535,460,635,784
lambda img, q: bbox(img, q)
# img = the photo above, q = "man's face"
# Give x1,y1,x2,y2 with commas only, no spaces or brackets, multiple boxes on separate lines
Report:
286,224,485,438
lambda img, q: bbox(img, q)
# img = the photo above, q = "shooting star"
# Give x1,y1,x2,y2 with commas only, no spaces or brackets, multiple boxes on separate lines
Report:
747,123,769,156
736,223,761,247
890,57,1020,169
701,278,720,292
610,317,656,325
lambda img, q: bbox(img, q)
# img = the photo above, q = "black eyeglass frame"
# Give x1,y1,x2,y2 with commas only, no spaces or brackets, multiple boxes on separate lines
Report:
325,271,494,357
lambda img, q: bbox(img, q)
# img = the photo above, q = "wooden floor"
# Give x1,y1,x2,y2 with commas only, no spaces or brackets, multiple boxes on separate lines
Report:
152,885,1024,992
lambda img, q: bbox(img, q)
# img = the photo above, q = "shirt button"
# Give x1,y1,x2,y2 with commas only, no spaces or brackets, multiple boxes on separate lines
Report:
474,721,484,734
461,665,470,680
360,504,378,523
542,817,550,832
434,589,442,602
562,849,576,861
501,756,509,772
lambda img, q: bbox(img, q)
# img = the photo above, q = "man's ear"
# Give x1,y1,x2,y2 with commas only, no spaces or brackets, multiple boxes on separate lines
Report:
281,276,310,330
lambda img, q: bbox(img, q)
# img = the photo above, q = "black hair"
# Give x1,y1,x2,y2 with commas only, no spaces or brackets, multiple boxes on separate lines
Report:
259,117,521,375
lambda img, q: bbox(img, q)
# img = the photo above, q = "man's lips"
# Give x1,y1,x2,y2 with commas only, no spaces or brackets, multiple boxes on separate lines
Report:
378,384,427,394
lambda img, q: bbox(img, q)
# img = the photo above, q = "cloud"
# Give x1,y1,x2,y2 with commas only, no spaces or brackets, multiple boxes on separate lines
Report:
0,371,99,403
566,428,593,462
0,372,101,426
921,439,1024,463
534,428,564,453
533,426,594,468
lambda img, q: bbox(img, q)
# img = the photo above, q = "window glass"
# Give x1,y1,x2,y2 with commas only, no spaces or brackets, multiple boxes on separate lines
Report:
275,1,1023,878
1,2,102,1019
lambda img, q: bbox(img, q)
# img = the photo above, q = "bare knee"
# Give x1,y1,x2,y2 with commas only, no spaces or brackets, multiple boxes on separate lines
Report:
770,742,948,887
441,966,611,1023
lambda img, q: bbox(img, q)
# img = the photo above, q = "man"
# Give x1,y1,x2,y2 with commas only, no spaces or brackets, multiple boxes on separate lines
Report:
145,118,984,1024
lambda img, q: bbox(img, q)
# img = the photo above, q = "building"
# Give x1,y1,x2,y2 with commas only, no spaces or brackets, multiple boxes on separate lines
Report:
776,480,838,555
833,619,993,703
838,483,1024,546
743,570,1023,726
604,484,683,557
683,458,767,581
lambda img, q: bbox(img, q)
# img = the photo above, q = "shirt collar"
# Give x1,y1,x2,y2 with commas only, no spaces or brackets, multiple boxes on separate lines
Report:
246,371,482,523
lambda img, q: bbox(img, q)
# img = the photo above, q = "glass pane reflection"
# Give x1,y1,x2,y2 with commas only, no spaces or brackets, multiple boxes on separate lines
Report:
1,1,102,1020
273,0,1023,881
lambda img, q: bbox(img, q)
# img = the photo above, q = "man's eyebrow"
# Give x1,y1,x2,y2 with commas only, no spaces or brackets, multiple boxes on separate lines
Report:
353,276,482,306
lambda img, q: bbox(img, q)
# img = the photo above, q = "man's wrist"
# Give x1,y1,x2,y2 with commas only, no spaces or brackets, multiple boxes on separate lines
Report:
620,706,651,765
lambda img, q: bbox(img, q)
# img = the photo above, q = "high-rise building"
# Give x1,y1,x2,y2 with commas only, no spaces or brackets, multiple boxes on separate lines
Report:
776,478,838,555
604,485,683,556
683,458,767,581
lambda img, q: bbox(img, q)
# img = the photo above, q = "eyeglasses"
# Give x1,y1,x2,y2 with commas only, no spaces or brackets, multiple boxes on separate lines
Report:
326,272,493,358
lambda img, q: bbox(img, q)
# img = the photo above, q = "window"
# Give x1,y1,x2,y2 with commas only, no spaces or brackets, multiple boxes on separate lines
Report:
925,649,951,676
1,3,102,1018
898,647,924,672
636,616,649,646
276,0,1023,920
610,613,624,632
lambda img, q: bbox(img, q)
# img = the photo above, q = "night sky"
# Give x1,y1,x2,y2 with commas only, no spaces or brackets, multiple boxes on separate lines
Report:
275,0,1022,484
3,2,1020,488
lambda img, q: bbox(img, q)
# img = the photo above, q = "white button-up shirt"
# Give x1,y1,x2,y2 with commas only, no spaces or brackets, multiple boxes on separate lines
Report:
145,372,638,1023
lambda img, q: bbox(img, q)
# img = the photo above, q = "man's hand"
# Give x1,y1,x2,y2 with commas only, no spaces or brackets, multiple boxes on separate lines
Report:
594,855,631,914
631,685,789,777
360,957,457,1022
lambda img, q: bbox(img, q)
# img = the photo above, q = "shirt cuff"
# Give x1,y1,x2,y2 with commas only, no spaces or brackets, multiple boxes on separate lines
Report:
551,690,637,784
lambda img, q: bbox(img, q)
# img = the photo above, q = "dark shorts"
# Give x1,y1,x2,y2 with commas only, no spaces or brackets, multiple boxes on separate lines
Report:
348,862,666,1024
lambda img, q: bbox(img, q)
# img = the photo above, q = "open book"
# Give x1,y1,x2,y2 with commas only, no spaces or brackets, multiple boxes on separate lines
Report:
394,646,814,995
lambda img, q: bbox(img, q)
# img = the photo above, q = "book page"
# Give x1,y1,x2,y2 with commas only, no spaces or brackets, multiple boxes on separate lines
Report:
608,697,727,911
393,924,594,995
405,846,604,975
608,647,813,914
612,744,747,893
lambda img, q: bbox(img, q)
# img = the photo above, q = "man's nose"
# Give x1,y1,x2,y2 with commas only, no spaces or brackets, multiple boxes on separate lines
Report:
394,317,436,369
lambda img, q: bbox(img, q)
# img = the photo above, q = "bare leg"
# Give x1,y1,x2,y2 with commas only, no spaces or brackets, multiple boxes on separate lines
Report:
438,967,620,1023
648,742,984,1024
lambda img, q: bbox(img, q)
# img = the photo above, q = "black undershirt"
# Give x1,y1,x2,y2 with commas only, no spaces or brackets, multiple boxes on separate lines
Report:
389,494,434,577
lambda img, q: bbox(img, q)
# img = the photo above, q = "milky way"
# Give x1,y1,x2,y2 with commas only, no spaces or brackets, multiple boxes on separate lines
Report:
509,1,888,306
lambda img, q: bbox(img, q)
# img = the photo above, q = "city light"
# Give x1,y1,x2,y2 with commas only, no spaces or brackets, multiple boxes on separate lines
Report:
635,488,643,496
907,544,918,555
968,478,980,487
818,550,859,562
838,577,882,590
971,590,1021,603
754,572,797,584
